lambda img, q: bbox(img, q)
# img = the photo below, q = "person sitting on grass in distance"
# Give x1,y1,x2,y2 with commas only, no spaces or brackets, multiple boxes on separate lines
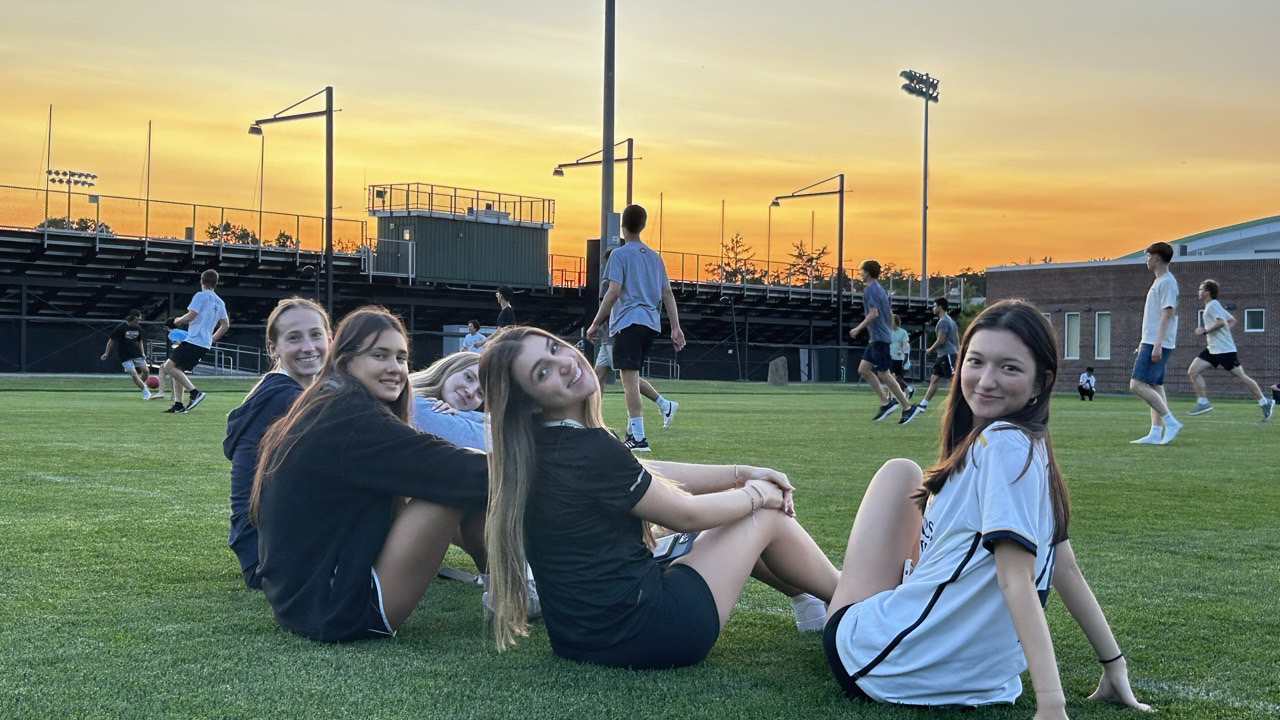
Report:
479,326,838,669
1078,367,1096,401
224,297,331,590
823,300,1150,717
249,306,488,642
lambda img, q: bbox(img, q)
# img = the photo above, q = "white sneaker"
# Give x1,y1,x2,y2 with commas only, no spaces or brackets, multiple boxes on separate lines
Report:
1262,399,1274,423
142,388,153,400
482,577,542,620
1130,433,1161,445
791,593,827,633
1158,419,1183,445
661,399,679,429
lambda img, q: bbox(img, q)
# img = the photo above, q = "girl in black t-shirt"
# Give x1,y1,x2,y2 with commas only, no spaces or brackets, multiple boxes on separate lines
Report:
479,326,839,668
250,306,488,642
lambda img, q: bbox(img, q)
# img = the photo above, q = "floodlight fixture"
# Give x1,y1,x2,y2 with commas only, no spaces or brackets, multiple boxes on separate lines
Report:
248,124,263,135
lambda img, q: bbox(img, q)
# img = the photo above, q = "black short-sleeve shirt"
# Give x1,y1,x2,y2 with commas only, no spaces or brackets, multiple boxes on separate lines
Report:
496,305,515,329
526,425,659,654
110,322,145,361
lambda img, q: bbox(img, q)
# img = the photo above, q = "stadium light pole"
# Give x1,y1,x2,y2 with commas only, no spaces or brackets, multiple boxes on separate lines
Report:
249,86,334,314
247,124,266,246
900,69,939,300
771,173,847,345
552,137,639,206
46,169,96,223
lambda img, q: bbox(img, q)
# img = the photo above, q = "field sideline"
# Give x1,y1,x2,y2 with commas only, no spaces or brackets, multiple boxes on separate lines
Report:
1,376,1276,719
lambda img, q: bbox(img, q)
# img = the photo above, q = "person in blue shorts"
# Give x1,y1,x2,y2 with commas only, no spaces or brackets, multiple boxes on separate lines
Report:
1128,242,1182,445
848,260,914,423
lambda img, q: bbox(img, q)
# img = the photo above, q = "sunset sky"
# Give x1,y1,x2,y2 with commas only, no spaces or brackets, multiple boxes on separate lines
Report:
2,0,1278,274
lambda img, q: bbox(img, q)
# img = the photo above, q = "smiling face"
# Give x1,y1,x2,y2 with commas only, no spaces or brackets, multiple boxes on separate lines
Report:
269,307,331,386
960,328,1042,422
345,329,409,404
511,334,598,422
442,365,483,411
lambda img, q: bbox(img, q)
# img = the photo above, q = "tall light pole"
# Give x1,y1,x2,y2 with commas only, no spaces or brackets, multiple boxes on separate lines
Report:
248,124,265,245
552,138,638,205
46,169,96,224
900,69,939,300
249,86,334,313
771,173,847,344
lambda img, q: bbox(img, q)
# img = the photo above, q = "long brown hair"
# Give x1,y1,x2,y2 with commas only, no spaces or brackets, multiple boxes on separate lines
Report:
245,296,332,399
915,299,1070,543
249,306,411,522
478,326,605,650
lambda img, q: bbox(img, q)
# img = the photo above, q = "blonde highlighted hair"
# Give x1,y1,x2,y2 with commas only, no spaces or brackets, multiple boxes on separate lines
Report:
478,326,604,650
409,352,479,401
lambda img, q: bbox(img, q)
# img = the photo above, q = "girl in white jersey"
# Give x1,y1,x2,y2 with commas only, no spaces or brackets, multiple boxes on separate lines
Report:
824,300,1151,718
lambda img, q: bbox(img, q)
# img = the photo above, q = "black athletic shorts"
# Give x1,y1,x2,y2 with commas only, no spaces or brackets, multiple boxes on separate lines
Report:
932,354,956,379
611,324,658,371
560,563,720,670
823,603,873,703
170,341,208,372
861,341,891,373
889,359,905,376
1196,348,1240,371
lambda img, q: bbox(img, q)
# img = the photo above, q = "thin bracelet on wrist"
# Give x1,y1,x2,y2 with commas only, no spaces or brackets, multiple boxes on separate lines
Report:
1099,652,1124,664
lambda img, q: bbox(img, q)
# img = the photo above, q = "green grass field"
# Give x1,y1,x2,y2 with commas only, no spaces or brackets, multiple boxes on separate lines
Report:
1,376,1276,719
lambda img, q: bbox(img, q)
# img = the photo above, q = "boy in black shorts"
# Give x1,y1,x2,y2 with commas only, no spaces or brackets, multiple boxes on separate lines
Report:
586,205,685,451
162,269,230,413
848,260,914,423
901,297,958,424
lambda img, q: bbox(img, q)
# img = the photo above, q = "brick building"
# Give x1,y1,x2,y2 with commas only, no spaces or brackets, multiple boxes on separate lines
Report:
987,216,1279,399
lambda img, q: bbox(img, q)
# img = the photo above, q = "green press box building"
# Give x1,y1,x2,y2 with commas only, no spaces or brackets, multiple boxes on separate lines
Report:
367,183,555,288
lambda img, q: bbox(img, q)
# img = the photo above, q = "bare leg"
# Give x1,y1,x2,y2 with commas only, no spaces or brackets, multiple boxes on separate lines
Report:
877,370,910,408
593,364,609,386
638,377,660,403
1228,366,1265,401
751,558,805,597
620,369,643,420
1187,358,1211,401
163,359,195,398
125,366,147,392
1129,379,1170,422
829,458,925,618
455,508,488,573
922,375,943,403
374,498,463,630
858,360,887,403
674,511,838,630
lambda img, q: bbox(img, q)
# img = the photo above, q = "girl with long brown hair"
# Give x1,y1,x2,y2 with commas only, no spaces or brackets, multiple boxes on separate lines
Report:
823,300,1149,717
250,306,488,642
479,326,838,669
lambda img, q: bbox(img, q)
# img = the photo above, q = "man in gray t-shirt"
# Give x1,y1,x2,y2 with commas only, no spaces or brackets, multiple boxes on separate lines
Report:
902,297,958,424
587,205,686,452
848,260,914,423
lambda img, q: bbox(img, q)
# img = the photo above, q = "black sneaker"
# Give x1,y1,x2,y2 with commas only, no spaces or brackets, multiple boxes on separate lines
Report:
906,386,915,399
899,404,925,425
873,400,900,421
185,389,206,412
624,435,651,452
163,402,184,413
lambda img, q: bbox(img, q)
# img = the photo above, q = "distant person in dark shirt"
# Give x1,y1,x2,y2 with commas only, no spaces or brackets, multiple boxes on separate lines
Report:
496,286,516,328
101,308,156,400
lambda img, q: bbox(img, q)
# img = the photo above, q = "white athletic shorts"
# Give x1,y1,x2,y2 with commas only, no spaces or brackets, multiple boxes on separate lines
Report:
121,357,146,372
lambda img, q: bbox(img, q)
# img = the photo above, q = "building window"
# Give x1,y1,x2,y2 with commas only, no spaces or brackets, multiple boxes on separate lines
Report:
1064,312,1080,360
1095,312,1111,360
1244,309,1265,332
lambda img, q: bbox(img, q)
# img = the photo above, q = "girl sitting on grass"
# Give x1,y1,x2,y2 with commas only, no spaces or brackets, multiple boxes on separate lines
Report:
409,352,485,451
250,306,488,642
224,297,331,589
479,325,838,669
823,300,1150,718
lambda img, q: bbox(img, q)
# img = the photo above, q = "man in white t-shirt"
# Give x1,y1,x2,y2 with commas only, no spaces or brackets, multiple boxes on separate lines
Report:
161,268,230,413
1077,367,1096,401
1186,279,1273,421
1128,242,1183,445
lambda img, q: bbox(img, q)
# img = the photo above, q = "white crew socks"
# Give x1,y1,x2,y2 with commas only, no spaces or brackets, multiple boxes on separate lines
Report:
1195,397,1210,406
919,399,929,409
1261,397,1271,407
656,395,671,412
628,416,645,442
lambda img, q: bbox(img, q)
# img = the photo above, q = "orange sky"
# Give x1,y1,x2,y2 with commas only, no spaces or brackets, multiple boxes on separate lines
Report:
2,1,1278,274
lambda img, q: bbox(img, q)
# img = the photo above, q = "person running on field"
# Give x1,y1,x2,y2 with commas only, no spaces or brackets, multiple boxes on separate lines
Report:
101,308,156,400
162,268,229,413
586,204,685,452
1186,279,1273,422
902,297,959,424
848,260,913,424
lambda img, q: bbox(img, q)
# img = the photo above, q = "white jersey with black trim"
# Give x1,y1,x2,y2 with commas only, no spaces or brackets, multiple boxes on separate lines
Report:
831,421,1057,707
